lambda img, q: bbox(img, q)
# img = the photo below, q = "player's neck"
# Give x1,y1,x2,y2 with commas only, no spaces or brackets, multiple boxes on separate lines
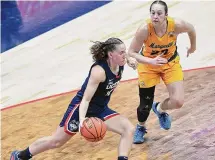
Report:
107,59,119,75
154,19,167,33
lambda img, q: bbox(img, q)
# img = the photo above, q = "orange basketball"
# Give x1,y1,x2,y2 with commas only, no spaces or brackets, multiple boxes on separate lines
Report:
80,117,107,142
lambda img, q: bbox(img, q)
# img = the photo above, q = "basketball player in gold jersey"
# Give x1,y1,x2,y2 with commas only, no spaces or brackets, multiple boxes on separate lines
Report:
128,0,196,144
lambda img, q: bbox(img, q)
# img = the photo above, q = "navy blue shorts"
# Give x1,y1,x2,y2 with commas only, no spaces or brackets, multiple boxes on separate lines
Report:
59,97,119,135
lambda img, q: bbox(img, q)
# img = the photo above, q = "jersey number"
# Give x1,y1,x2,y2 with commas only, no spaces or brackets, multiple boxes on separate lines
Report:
151,49,168,55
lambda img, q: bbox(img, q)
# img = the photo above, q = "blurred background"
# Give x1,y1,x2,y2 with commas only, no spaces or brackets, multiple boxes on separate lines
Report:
1,0,111,53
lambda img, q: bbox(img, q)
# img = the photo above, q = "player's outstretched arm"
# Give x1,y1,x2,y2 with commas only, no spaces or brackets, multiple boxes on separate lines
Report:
175,18,196,57
79,65,105,127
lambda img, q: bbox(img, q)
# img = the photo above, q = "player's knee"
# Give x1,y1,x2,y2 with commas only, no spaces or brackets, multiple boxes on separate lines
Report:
124,123,135,137
128,124,135,135
119,119,135,137
137,105,151,122
171,97,184,109
49,138,65,149
137,86,155,122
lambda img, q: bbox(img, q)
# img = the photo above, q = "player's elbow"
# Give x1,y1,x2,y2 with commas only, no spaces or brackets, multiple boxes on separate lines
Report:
187,23,196,35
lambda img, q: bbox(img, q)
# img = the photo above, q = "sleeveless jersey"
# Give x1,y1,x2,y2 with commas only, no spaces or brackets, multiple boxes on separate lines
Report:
75,60,124,113
141,17,177,59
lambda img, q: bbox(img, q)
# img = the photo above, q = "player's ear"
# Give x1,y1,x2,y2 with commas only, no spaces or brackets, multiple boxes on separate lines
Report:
108,51,113,59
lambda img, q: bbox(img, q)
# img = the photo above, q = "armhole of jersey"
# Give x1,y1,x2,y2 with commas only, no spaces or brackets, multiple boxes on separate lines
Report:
167,17,175,32
167,17,177,50
89,63,107,83
145,19,151,43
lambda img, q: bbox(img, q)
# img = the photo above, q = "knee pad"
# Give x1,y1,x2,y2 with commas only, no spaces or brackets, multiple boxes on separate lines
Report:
137,86,155,122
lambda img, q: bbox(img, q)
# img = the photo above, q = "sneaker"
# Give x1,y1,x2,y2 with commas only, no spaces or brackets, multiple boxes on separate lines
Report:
10,150,21,160
152,102,171,130
133,124,147,144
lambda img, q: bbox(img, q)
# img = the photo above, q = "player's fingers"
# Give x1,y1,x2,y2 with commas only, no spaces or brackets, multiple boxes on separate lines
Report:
157,59,167,63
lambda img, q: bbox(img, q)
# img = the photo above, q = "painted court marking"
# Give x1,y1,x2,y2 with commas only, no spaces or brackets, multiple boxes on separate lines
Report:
1,65,215,112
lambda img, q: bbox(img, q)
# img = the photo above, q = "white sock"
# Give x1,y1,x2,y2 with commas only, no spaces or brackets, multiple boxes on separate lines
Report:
138,123,145,127
157,103,165,113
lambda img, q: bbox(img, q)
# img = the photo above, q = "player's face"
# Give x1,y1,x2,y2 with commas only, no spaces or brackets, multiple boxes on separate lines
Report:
111,43,126,66
150,4,167,26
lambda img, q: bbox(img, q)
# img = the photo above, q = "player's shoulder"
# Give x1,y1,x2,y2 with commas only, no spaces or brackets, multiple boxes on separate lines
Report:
90,64,106,82
136,21,149,36
91,64,105,74
172,17,191,34
171,17,185,27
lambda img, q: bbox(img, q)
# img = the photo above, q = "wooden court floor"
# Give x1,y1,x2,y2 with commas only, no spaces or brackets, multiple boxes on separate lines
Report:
2,67,215,160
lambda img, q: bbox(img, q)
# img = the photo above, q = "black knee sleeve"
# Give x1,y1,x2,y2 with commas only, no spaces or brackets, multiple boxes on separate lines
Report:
137,86,155,122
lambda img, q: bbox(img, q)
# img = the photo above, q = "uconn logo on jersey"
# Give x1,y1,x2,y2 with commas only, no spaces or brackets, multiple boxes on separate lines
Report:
105,79,120,96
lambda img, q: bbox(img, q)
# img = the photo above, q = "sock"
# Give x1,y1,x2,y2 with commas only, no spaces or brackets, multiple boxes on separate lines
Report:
118,156,128,160
138,123,145,127
157,102,165,113
18,147,33,160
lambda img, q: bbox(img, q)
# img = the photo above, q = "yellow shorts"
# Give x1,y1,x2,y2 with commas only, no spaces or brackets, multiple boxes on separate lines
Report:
137,56,183,88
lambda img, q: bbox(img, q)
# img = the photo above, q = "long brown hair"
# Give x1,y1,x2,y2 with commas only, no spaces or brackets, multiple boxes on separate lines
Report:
90,37,123,61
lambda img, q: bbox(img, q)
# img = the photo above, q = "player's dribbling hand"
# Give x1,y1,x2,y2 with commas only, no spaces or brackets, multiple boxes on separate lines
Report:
150,54,168,65
187,46,196,57
79,117,87,132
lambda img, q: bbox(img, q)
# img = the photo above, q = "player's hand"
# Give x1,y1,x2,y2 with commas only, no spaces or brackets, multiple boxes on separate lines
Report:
79,117,87,132
187,46,196,57
149,54,168,65
127,57,138,70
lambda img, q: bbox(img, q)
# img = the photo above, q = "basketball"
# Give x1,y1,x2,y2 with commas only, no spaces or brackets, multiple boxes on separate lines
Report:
80,117,107,142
